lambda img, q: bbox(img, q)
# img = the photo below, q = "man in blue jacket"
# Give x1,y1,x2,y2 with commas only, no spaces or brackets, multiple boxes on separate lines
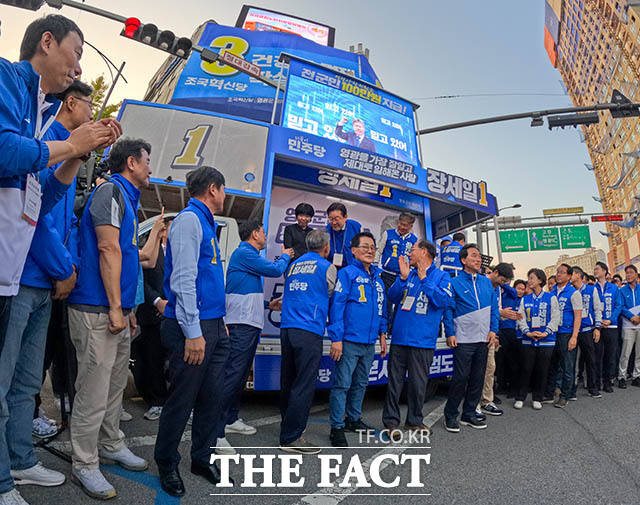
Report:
67,139,152,499
594,261,621,393
0,79,94,500
382,240,452,437
328,232,387,447
0,15,121,346
325,202,361,268
279,229,337,454
618,264,640,389
214,220,293,455
154,166,230,497
443,244,499,432
440,232,465,276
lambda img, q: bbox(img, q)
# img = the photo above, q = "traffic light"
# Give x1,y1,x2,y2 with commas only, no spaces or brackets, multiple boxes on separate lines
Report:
120,17,192,59
547,112,599,130
0,0,44,10
610,89,640,118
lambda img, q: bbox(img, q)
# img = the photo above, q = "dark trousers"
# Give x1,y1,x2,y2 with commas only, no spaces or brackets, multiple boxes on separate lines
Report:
154,317,229,470
382,344,434,427
571,331,598,396
545,333,576,399
380,271,398,332
444,342,488,421
215,323,261,438
517,345,553,402
34,300,77,418
595,327,618,387
279,327,322,445
131,323,168,408
0,296,11,357
496,328,520,395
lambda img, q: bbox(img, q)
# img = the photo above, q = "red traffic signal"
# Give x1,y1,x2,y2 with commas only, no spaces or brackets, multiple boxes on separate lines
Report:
120,18,192,59
591,214,624,222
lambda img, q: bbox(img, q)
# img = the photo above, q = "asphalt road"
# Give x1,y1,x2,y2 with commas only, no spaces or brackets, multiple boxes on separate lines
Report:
21,381,640,505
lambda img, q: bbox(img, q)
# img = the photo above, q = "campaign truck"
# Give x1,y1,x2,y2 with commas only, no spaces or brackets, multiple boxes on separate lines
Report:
121,20,498,392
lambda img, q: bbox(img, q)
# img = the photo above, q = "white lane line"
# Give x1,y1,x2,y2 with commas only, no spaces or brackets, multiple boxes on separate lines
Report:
41,403,329,453
297,399,446,505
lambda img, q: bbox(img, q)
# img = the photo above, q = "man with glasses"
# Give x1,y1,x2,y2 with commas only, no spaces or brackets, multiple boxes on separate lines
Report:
328,232,387,447
325,203,361,269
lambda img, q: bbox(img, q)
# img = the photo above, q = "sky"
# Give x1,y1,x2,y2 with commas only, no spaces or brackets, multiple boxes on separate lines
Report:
0,0,608,278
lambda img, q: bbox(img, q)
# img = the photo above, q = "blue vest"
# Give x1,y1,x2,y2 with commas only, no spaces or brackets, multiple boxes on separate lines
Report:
441,241,463,270
164,198,226,320
595,281,620,327
380,229,417,275
69,174,140,309
553,283,578,334
521,291,556,347
578,283,597,331
281,251,332,336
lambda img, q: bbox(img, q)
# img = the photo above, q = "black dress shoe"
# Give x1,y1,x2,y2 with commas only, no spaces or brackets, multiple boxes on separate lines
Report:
158,467,185,497
191,461,234,486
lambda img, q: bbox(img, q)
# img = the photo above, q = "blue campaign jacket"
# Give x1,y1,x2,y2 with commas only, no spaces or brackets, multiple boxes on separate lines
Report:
577,283,601,332
0,59,69,296
327,260,387,344
553,283,580,334
498,284,520,330
388,264,452,349
440,240,463,271
519,291,558,347
224,241,290,329
21,121,78,289
69,174,141,310
619,283,640,327
164,198,226,320
281,251,333,336
595,281,622,328
443,271,499,344
326,219,361,267
379,229,417,275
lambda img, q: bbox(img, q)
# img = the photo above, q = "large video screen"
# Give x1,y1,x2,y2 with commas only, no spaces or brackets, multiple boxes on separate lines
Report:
236,5,335,47
282,58,419,165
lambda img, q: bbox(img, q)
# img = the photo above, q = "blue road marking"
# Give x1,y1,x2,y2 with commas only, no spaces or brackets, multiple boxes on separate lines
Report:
102,464,180,505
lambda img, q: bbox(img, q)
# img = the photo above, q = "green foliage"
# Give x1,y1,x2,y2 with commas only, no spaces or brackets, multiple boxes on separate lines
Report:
89,75,122,120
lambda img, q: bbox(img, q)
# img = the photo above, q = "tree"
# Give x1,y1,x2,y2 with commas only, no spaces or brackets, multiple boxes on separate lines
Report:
89,75,122,119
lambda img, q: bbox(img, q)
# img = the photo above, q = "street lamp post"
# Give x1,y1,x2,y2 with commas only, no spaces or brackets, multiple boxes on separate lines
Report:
494,204,522,263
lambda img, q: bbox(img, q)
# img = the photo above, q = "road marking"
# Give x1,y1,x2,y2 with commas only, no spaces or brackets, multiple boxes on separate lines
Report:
41,404,329,453
296,400,445,505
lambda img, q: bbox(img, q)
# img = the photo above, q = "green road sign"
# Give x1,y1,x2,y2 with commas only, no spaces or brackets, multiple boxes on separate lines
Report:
500,229,529,252
529,227,560,250
560,225,591,249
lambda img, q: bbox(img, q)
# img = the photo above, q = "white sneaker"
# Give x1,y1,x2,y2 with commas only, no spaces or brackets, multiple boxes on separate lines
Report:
71,467,116,500
11,462,65,487
225,418,257,435
532,401,543,410
99,446,148,471
215,437,237,455
143,406,162,421
514,401,524,409
32,417,58,439
120,407,132,422
0,489,29,505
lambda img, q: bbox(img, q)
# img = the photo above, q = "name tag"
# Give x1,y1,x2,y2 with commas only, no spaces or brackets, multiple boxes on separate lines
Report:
332,253,344,267
532,316,543,328
21,174,41,227
401,296,415,311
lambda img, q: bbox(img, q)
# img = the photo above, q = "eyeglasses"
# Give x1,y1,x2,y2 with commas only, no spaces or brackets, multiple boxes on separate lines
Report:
72,96,94,108
355,245,376,251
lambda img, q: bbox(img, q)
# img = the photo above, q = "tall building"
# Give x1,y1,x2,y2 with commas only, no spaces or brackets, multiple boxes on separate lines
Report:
544,247,607,279
543,0,640,274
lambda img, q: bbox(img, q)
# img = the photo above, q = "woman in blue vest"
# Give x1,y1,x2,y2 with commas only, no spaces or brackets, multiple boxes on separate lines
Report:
515,269,560,410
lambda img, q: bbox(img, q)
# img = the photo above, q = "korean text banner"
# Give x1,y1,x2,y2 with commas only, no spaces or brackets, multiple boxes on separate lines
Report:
170,23,379,122
282,58,419,165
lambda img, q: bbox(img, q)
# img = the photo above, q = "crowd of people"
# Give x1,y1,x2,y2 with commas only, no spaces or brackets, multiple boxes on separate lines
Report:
1,12,640,505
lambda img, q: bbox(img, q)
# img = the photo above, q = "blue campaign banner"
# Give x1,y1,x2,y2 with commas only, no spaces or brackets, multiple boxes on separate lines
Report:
274,160,424,213
170,23,379,122
282,58,419,165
